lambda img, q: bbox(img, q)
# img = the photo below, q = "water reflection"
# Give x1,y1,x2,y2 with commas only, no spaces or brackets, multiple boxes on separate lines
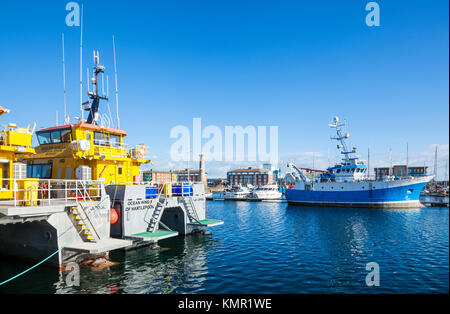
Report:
1,200,448,294
113,234,212,294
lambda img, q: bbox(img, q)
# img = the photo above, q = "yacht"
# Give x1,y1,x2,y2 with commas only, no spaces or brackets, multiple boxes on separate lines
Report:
223,185,252,200
251,185,283,201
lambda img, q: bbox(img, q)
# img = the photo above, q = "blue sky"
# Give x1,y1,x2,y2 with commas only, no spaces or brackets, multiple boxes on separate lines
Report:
0,0,448,178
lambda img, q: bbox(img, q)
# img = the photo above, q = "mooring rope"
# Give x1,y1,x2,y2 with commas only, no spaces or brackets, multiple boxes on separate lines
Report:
0,196,108,287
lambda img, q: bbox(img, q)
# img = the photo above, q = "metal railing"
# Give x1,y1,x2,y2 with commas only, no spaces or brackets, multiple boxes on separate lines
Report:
0,124,33,146
93,143,129,158
0,178,104,207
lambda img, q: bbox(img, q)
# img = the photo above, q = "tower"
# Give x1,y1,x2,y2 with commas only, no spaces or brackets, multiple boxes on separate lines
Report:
199,154,207,186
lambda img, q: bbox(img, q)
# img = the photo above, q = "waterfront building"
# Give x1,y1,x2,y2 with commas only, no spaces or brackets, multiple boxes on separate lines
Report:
374,165,428,179
227,168,273,187
141,170,177,184
175,169,202,182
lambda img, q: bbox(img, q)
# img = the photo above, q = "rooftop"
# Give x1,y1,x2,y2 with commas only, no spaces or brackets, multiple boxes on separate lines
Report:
228,168,269,173
38,121,128,136
174,170,201,174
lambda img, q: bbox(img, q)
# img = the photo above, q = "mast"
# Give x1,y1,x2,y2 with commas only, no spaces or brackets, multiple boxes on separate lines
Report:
368,148,370,179
106,75,114,128
444,160,448,181
329,116,357,165
434,145,438,178
389,148,392,176
112,36,120,129
80,4,84,121
83,52,108,125
406,143,409,177
62,33,68,124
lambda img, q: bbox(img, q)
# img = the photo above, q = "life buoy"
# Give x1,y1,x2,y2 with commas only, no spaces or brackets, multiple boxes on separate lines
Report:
39,182,48,199
110,208,119,224
137,146,146,158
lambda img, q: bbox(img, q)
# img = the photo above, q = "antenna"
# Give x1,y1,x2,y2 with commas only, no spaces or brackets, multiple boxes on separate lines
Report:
79,3,84,121
102,69,105,97
406,143,409,177
87,68,90,93
62,33,68,125
93,50,99,65
106,75,115,128
368,148,370,179
113,36,120,129
312,152,315,184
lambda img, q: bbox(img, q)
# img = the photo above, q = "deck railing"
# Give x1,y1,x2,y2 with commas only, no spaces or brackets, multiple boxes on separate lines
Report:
0,179,104,207
0,124,33,147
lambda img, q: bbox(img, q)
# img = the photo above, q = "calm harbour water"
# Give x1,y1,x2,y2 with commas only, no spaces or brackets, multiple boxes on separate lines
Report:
0,200,448,294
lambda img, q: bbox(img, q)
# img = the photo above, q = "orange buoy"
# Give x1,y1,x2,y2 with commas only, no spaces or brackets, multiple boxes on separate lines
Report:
110,208,119,224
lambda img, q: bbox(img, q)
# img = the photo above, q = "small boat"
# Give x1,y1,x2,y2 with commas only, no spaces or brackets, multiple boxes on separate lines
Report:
250,184,283,201
223,185,252,200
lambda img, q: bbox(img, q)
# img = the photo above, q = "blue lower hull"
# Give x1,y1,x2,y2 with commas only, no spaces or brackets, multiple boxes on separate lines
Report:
285,181,428,208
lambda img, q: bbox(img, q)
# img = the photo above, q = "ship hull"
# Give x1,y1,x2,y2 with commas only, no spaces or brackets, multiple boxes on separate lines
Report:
285,177,432,209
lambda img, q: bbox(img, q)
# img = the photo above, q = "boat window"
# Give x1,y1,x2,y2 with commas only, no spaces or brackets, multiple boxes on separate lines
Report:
27,164,52,179
36,132,51,144
61,129,72,142
94,132,108,146
337,169,340,173
110,134,121,147
50,130,61,143
351,168,355,172
36,128,71,145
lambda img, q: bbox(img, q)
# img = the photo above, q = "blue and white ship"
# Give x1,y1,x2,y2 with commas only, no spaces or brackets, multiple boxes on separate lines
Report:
285,117,433,208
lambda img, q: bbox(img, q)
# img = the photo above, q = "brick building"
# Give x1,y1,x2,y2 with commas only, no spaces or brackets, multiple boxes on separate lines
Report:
141,170,177,184
374,165,428,179
227,168,273,187
174,170,202,183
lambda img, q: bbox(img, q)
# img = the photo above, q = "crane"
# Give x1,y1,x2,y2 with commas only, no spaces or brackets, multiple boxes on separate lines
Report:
287,162,310,184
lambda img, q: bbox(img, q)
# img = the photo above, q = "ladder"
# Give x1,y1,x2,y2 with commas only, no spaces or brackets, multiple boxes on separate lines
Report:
147,198,168,233
70,205,99,242
68,181,103,243
182,196,201,224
